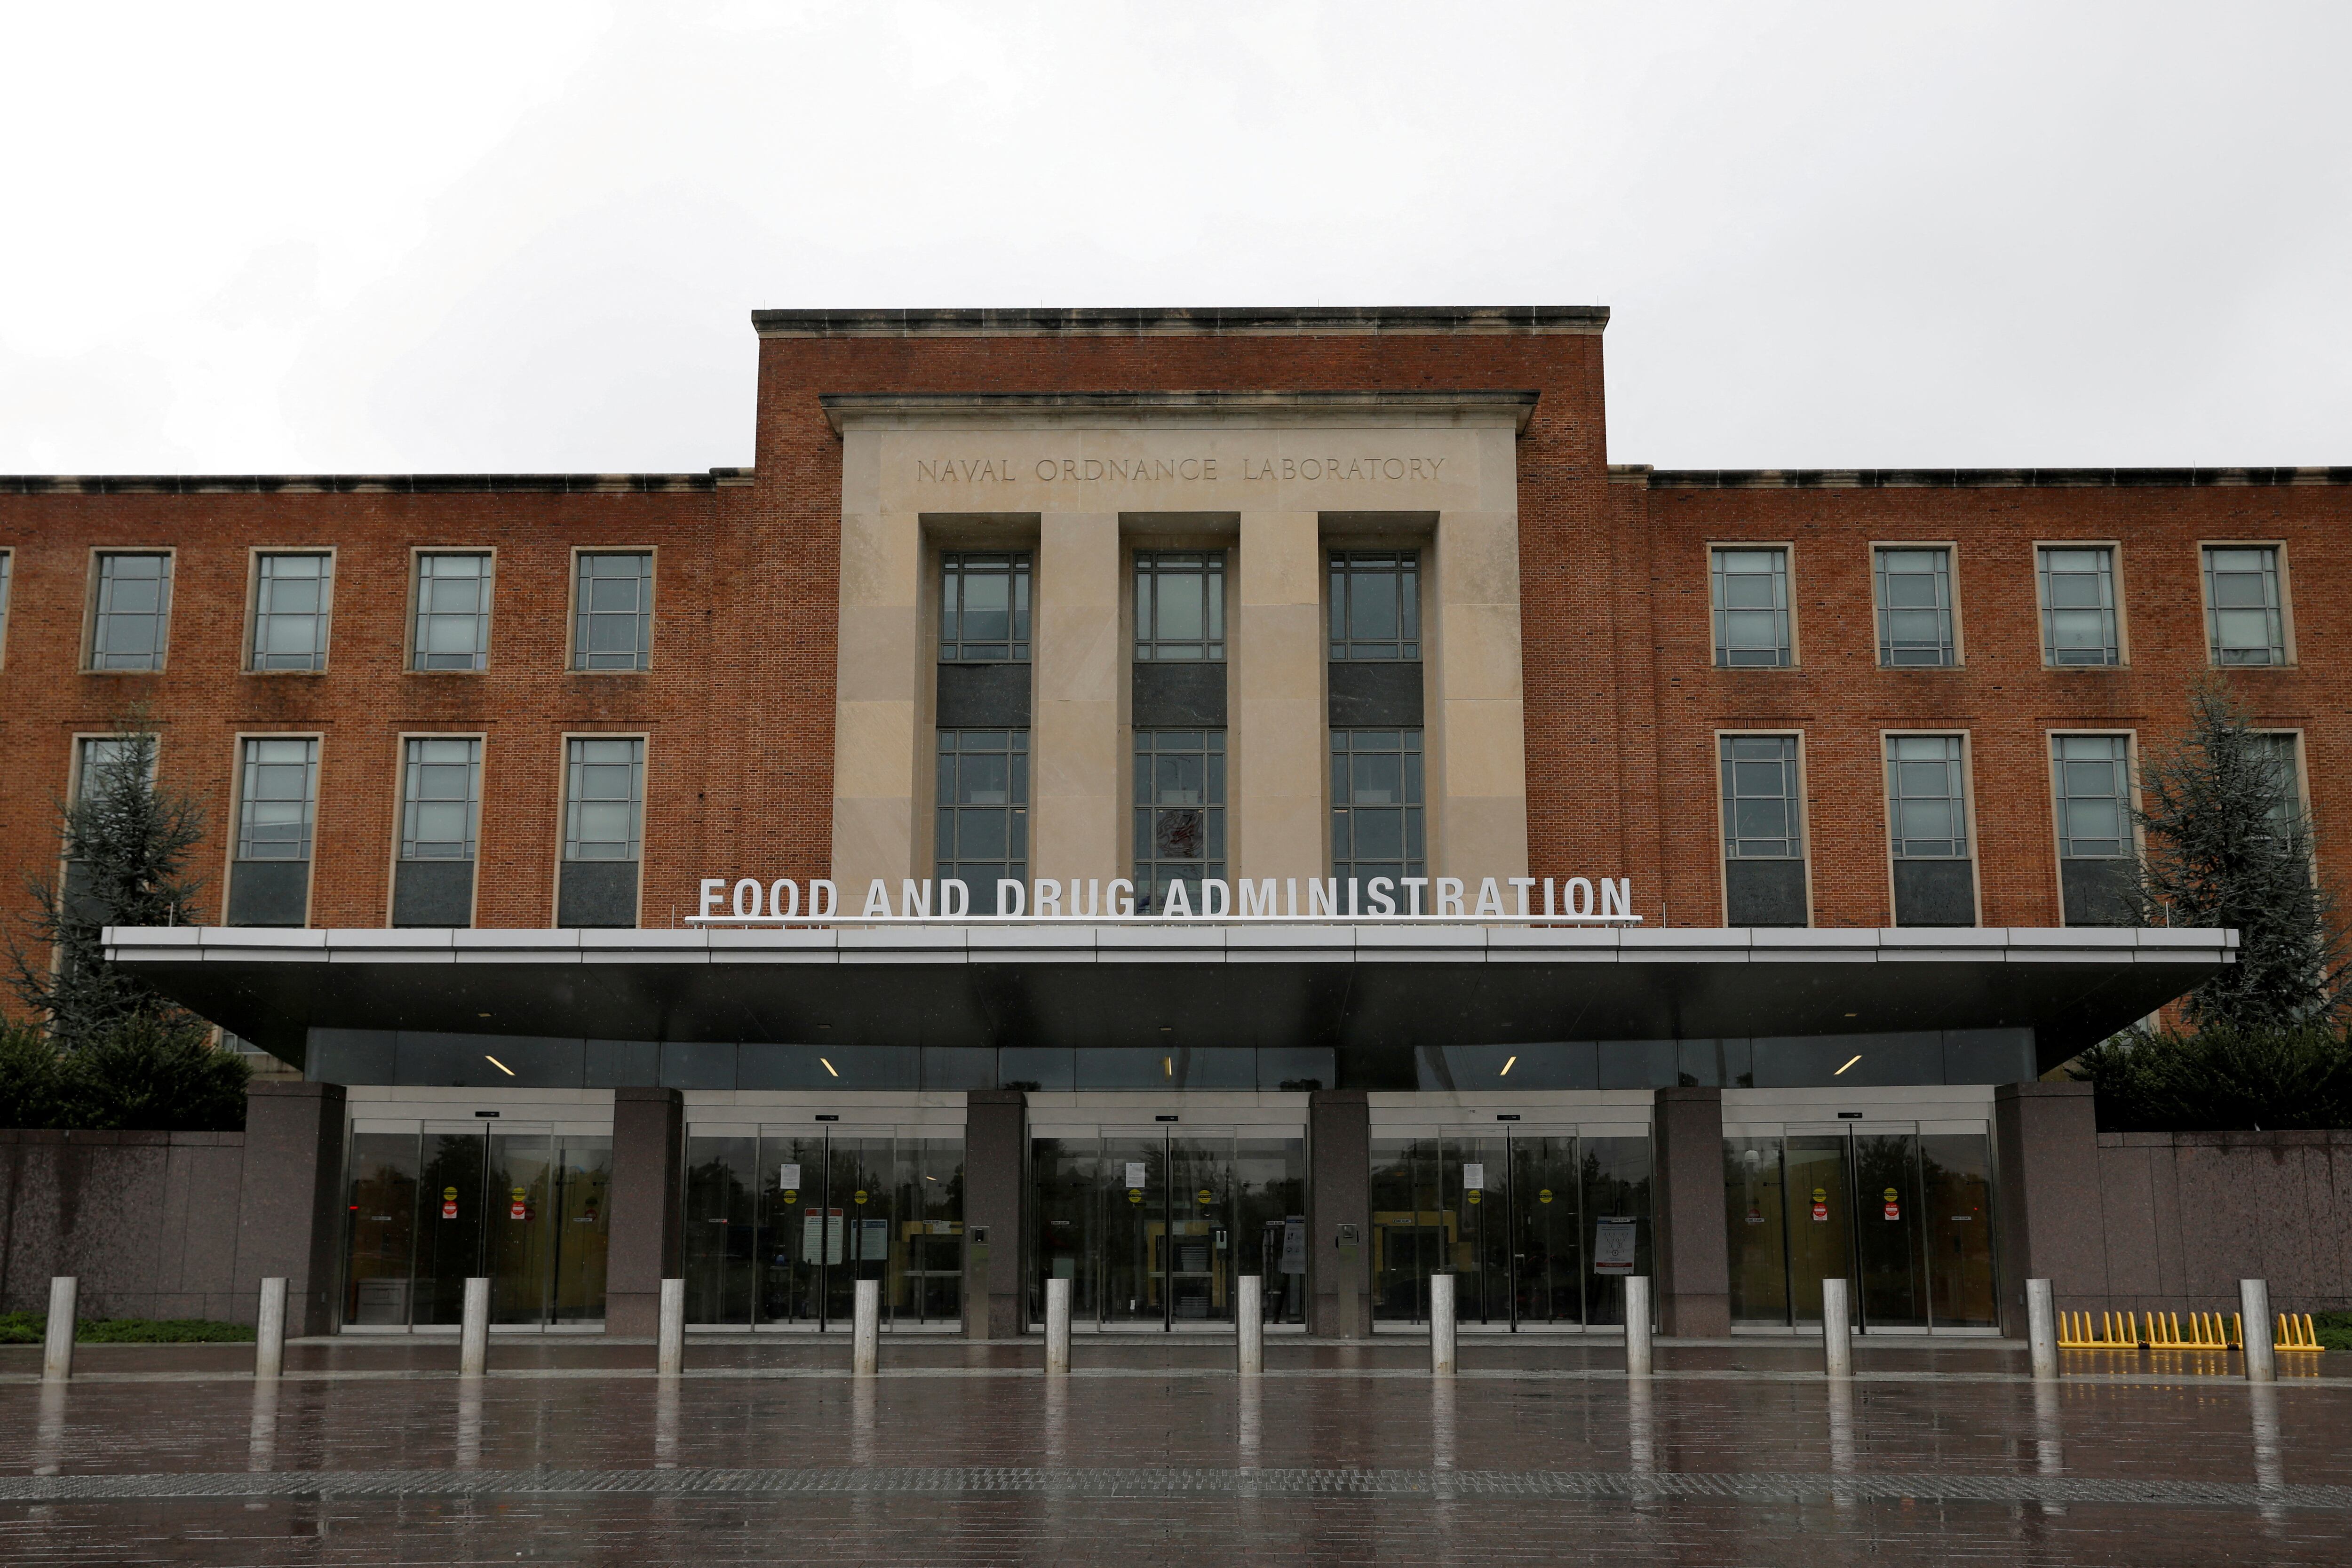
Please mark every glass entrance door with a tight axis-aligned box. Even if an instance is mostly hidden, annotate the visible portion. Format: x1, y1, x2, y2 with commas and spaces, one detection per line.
1028, 1128, 1306, 1331
682, 1123, 964, 1331
1369, 1126, 1653, 1330
1724, 1122, 1998, 1331
342, 1121, 612, 1330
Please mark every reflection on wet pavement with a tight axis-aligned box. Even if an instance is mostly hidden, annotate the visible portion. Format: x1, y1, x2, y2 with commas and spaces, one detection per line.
2, 1336, 2347, 1563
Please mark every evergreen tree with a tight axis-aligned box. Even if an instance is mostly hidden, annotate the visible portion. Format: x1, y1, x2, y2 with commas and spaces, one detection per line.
7, 714, 211, 1049
2131, 680, 2341, 1030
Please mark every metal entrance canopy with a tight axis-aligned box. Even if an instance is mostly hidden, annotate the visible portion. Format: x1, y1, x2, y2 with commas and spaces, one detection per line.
109, 923, 2232, 1076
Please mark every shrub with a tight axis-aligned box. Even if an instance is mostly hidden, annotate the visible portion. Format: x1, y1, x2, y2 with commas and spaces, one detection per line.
2072, 1024, 2352, 1131
0, 1312, 254, 1344
0, 1019, 62, 1129
50, 1014, 250, 1133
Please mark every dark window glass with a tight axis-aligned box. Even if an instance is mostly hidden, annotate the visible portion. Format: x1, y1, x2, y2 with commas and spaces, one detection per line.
574, 552, 653, 670
1134, 550, 1224, 661
1886, 735, 1968, 859
413, 552, 492, 671
1133, 729, 1224, 915
2038, 546, 2119, 666
1711, 548, 1789, 667
2204, 546, 2285, 666
402, 738, 482, 860
91, 552, 171, 670
1330, 728, 1424, 883
1874, 547, 1953, 667
936, 729, 1028, 912
565, 738, 644, 860
238, 737, 319, 860
253, 552, 331, 671
2051, 734, 2129, 858
1327, 550, 1419, 661
1721, 735, 1802, 858
940, 551, 1031, 661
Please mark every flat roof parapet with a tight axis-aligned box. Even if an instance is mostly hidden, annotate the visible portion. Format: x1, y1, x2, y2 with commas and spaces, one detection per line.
1643, 466, 2352, 490
753, 305, 1611, 338
0, 472, 735, 496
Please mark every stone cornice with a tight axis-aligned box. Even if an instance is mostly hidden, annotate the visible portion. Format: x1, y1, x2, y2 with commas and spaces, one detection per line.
817, 389, 1542, 434
755, 305, 1609, 339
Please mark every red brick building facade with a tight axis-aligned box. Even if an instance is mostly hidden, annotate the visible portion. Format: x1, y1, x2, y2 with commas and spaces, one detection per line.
4, 308, 2344, 939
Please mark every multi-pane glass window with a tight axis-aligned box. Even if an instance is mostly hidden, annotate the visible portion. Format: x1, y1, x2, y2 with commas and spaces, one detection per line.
936, 730, 1028, 911
1711, 548, 1791, 668
939, 552, 1031, 661
401, 739, 482, 860
412, 552, 493, 671
2204, 546, 2286, 666
89, 553, 172, 670
1721, 735, 1803, 858
573, 552, 653, 670
76, 736, 138, 805
0, 549, 12, 660
564, 738, 644, 860
1328, 551, 1420, 661
2253, 732, 2305, 844
2038, 546, 2119, 666
1134, 551, 1225, 660
251, 552, 332, 671
1886, 735, 1969, 859
1133, 730, 1225, 914
237, 738, 320, 860
2052, 735, 2131, 858
1874, 547, 1954, 667
1330, 730, 1424, 884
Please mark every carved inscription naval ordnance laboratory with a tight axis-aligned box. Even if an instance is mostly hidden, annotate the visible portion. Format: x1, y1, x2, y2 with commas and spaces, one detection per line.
912, 454, 1454, 486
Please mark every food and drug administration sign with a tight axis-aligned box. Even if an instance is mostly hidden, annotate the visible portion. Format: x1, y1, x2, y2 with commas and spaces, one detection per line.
690, 873, 1639, 924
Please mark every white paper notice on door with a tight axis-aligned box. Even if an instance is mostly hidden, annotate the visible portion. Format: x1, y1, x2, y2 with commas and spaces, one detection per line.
779, 1164, 801, 1191
1461, 1162, 1485, 1192
1279, 1218, 1306, 1274
1593, 1218, 1637, 1274
803, 1209, 844, 1265
1125, 1162, 1148, 1190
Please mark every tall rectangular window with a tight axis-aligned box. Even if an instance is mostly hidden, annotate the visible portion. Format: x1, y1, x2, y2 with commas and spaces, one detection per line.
2253, 732, 2306, 843
227, 737, 318, 928
0, 549, 12, 663
564, 738, 644, 861
252, 552, 332, 671
1886, 734, 1975, 926
1328, 551, 1419, 660
89, 552, 172, 671
1331, 730, 1424, 887
936, 730, 1028, 913
2052, 733, 2134, 925
1720, 734, 1807, 926
939, 552, 1031, 661
394, 737, 481, 927
1134, 551, 1224, 661
1711, 548, 1791, 668
558, 737, 643, 929
2204, 546, 2286, 666
402, 738, 482, 860
412, 552, 492, 671
2038, 546, 2119, 666
237, 738, 319, 860
1134, 729, 1224, 915
1874, 547, 1954, 667
574, 551, 653, 671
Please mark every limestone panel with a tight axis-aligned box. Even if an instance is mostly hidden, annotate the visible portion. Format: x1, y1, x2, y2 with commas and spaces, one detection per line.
1236, 513, 1326, 883
1033, 513, 1121, 881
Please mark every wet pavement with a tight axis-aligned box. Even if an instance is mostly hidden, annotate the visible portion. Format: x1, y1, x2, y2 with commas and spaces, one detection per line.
2, 1336, 2346, 1564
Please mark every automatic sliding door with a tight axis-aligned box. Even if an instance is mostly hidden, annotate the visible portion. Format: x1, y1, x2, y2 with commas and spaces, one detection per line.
1922, 1130, 1997, 1328
413, 1125, 488, 1326
1724, 1137, 1789, 1325
1168, 1135, 1233, 1324
345, 1130, 421, 1327
1370, 1136, 1442, 1324
1234, 1137, 1307, 1324
1100, 1133, 1167, 1327
1852, 1131, 1927, 1329
1783, 1134, 1851, 1325
1510, 1135, 1582, 1326
547, 1134, 611, 1324
684, 1132, 756, 1324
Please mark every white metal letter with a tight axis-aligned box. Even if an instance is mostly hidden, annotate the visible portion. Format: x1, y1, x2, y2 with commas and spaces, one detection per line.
698, 879, 725, 920
995, 880, 1026, 917
1163, 880, 1193, 918
770, 880, 800, 920
1108, 878, 1135, 916
1474, 878, 1504, 917
1602, 878, 1633, 919
1401, 877, 1429, 916
862, 879, 891, 918
939, 878, 970, 917
1240, 879, 1278, 918
1509, 876, 1536, 917
732, 878, 762, 920
810, 880, 838, 918
1202, 878, 1232, 917
900, 879, 932, 919
1368, 877, 1396, 916
1035, 879, 1062, 917
1566, 877, 1595, 918
1436, 877, 1464, 916
1308, 879, 1339, 917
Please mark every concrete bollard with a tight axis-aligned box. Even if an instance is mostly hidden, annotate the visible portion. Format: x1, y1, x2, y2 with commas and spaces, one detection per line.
460, 1277, 491, 1378
1237, 1275, 1263, 1377
255, 1277, 288, 1381
42, 1277, 77, 1383
657, 1278, 686, 1377
852, 1277, 880, 1376
1429, 1273, 1457, 1377
1821, 1277, 1853, 1379
1624, 1276, 1653, 1377
1044, 1276, 1071, 1376
2026, 1279, 2058, 1380
2240, 1279, 2276, 1384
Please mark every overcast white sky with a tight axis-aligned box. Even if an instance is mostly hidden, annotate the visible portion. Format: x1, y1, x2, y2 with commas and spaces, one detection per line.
2, 1, 2345, 475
